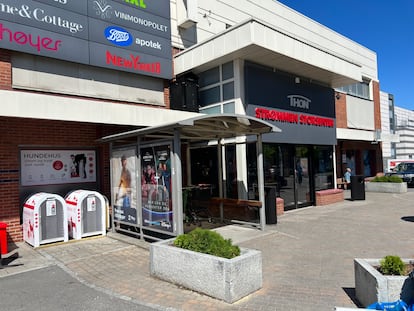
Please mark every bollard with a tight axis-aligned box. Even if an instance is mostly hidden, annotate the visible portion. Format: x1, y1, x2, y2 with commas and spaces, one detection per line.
0, 222, 8, 255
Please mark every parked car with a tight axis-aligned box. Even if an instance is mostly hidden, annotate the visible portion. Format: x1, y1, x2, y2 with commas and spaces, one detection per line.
387, 162, 414, 186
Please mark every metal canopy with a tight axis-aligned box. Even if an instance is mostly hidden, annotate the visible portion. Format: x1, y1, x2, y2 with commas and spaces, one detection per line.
103, 113, 281, 235
99, 113, 281, 143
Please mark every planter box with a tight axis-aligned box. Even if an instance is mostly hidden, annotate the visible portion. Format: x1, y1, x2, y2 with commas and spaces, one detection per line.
365, 182, 407, 193
150, 238, 262, 303
354, 258, 414, 307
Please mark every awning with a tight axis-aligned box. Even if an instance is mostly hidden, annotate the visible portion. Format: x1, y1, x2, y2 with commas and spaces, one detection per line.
174, 19, 363, 88
101, 113, 280, 233
99, 113, 281, 144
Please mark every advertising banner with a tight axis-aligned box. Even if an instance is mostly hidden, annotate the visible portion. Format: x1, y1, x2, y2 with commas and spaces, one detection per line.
20, 149, 97, 186
140, 144, 172, 232
112, 149, 137, 225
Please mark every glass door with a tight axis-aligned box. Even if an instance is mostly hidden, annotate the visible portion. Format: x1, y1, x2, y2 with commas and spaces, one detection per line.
277, 145, 312, 211
294, 146, 311, 209
248, 143, 314, 212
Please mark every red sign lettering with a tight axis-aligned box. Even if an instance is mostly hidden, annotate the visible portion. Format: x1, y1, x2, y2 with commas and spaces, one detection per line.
255, 107, 334, 128
105, 50, 161, 74
0, 23, 61, 52
255, 107, 298, 124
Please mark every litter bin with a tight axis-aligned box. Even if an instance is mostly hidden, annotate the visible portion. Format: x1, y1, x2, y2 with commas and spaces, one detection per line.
0, 222, 8, 255
351, 175, 365, 200
264, 186, 277, 224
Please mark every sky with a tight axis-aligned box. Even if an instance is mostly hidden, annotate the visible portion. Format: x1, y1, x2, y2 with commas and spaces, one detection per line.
276, 0, 414, 110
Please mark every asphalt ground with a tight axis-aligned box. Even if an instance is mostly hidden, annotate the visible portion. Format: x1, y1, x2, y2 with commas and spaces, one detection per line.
2, 190, 414, 310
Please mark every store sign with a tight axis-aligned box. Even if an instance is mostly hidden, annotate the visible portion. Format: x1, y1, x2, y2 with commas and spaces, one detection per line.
20, 149, 97, 186
111, 0, 170, 18
88, 0, 170, 39
245, 62, 335, 118
88, 18, 170, 58
0, 21, 90, 63
0, 1, 88, 39
287, 95, 311, 110
105, 25, 133, 46
247, 104, 336, 145
255, 107, 334, 128
33, 0, 87, 15
0, 0, 172, 79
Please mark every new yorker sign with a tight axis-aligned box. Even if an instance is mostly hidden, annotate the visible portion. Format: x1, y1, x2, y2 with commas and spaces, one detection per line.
0, 0, 172, 79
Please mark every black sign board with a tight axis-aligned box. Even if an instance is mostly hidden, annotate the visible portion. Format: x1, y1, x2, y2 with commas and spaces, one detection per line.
0, 0, 172, 79
33, 0, 87, 15
245, 62, 335, 118
244, 62, 336, 145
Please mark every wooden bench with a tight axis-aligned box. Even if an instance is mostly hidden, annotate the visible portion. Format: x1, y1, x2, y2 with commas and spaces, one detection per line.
315, 189, 344, 206
336, 178, 347, 189
210, 197, 262, 228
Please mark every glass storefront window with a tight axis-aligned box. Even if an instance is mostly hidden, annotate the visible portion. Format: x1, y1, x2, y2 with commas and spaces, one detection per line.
336, 81, 370, 100
247, 143, 334, 210
312, 146, 334, 191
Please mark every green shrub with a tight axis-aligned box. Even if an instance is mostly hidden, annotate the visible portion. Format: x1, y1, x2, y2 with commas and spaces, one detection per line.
379, 255, 405, 275
173, 228, 240, 259
371, 175, 403, 183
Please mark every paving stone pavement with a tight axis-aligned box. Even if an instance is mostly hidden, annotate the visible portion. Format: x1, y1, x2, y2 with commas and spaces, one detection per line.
2, 190, 414, 310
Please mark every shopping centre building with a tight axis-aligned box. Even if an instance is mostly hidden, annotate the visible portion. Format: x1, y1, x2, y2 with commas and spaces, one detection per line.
0, 0, 383, 243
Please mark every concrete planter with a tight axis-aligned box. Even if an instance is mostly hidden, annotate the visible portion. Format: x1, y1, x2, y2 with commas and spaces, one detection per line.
365, 182, 407, 193
150, 238, 262, 303
354, 258, 414, 307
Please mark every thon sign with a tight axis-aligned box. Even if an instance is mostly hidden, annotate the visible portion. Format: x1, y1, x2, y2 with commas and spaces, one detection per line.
0, 0, 172, 79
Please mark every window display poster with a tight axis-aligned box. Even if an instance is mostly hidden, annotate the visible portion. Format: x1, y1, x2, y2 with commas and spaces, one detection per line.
20, 149, 96, 186
111, 149, 137, 225
141, 144, 172, 232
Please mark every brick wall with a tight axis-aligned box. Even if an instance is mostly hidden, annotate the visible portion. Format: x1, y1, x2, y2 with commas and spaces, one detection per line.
372, 81, 381, 130
315, 189, 344, 206
0, 117, 131, 243
0, 48, 172, 244
276, 197, 284, 216
0, 50, 12, 90
335, 91, 347, 128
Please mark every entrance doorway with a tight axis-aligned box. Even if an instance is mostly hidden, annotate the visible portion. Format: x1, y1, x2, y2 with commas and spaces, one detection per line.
291, 146, 311, 210
248, 143, 334, 212
265, 145, 312, 211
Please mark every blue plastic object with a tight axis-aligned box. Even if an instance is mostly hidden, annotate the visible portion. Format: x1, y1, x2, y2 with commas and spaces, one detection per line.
367, 300, 409, 311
